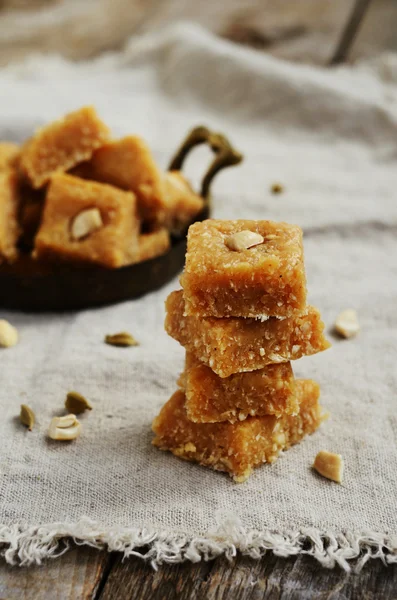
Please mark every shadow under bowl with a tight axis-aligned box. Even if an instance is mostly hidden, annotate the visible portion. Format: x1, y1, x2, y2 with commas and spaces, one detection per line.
0, 206, 209, 312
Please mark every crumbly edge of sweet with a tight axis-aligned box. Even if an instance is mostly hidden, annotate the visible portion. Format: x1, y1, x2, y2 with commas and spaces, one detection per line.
181, 220, 306, 318
165, 293, 330, 377
154, 403, 323, 482
152, 381, 325, 482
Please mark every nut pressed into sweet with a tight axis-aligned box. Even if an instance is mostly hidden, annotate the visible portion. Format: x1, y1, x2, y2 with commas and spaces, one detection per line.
334, 309, 359, 339
48, 414, 82, 441
180, 220, 307, 319
34, 173, 140, 268
225, 230, 264, 252
0, 319, 18, 348
313, 450, 344, 483
71, 208, 103, 240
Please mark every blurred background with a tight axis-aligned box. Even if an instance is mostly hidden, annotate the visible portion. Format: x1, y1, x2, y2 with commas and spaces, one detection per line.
0, 0, 396, 67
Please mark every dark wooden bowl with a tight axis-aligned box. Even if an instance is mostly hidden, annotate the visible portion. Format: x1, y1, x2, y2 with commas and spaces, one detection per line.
0, 126, 242, 312
0, 208, 209, 312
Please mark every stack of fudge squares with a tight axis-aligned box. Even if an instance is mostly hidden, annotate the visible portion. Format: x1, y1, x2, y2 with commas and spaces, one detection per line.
152, 220, 331, 482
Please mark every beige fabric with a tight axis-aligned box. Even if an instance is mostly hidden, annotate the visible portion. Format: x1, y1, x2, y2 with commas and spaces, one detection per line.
1, 24, 397, 570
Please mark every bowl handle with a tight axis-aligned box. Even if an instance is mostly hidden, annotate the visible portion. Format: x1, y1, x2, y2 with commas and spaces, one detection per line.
168, 126, 243, 200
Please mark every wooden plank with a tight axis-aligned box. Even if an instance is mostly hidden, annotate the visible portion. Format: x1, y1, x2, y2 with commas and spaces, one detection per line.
99, 555, 214, 600
0, 546, 109, 600
98, 551, 397, 600
1, 545, 397, 599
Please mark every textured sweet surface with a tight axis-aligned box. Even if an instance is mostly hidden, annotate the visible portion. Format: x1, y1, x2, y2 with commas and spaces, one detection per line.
162, 171, 204, 233
181, 352, 297, 423
20, 106, 110, 188
17, 185, 45, 250
136, 227, 170, 263
34, 173, 139, 268
1, 117, 199, 269
165, 290, 330, 377
76, 143, 204, 229
0, 169, 20, 263
180, 219, 307, 318
74, 136, 165, 221
19, 200, 43, 249
152, 379, 323, 482
0, 142, 19, 171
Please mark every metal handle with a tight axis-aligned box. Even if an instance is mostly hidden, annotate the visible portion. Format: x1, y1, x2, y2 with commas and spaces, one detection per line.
168, 126, 243, 199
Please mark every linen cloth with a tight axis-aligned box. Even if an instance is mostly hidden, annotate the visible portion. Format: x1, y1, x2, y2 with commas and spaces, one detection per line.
1, 24, 397, 570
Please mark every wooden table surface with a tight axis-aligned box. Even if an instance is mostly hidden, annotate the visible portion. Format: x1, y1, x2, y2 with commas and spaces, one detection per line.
1, 546, 397, 599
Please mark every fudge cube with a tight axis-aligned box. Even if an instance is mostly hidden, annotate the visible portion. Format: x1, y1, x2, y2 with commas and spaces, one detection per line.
0, 169, 20, 263
20, 106, 110, 188
73, 136, 165, 222
152, 380, 324, 482
0, 142, 19, 171
165, 291, 330, 378
162, 171, 204, 233
34, 174, 139, 268
20, 201, 44, 250
180, 219, 307, 318
134, 227, 170, 264
74, 140, 204, 229
19, 186, 45, 250
180, 352, 297, 423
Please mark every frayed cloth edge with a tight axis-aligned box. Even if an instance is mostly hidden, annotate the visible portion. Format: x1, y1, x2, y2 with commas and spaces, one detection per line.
1, 514, 396, 572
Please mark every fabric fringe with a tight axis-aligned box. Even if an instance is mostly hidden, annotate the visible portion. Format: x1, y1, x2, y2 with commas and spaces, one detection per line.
1, 513, 396, 572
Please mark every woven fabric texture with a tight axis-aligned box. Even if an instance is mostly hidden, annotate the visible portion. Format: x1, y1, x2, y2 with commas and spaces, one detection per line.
1, 24, 397, 570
